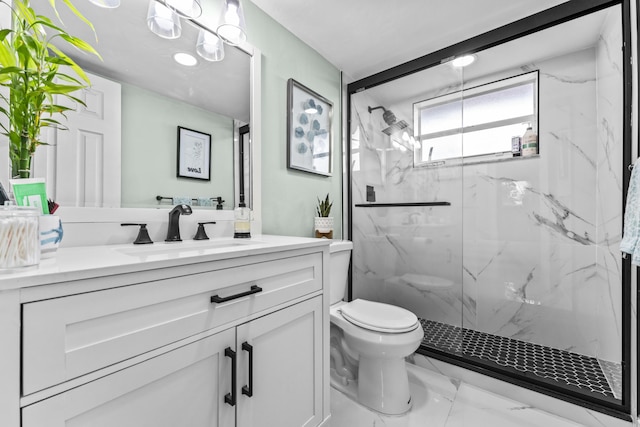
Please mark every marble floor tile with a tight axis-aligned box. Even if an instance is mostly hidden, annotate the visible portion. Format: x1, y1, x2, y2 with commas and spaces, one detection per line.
444, 383, 582, 427
330, 363, 582, 427
330, 365, 453, 426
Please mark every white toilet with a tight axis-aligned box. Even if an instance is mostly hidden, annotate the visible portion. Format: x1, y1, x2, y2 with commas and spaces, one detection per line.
329, 240, 424, 415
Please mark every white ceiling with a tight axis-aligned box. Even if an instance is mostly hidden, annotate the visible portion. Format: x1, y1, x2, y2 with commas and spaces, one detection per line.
30, 0, 251, 123
249, 0, 570, 81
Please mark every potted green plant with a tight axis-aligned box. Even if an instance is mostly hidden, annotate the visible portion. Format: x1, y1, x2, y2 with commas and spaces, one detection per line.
0, 0, 100, 178
315, 193, 333, 239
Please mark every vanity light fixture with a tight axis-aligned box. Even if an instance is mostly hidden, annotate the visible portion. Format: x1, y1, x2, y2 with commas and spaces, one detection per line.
146, 0, 247, 65
88, 0, 120, 8
216, 0, 247, 46
451, 54, 476, 67
173, 52, 198, 66
147, 0, 182, 39
196, 29, 225, 62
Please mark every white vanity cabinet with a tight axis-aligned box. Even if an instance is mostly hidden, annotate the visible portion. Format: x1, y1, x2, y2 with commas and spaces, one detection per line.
23, 327, 237, 427
0, 238, 330, 427
22, 297, 323, 427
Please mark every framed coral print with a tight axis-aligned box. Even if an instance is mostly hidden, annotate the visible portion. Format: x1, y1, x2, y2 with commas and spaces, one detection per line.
177, 126, 211, 181
287, 78, 333, 176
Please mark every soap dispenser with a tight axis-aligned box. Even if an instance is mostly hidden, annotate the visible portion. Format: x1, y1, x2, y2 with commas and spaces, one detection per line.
234, 195, 251, 238
521, 124, 538, 157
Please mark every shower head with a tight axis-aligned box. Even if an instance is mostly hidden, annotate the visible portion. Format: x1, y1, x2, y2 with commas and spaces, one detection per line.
368, 105, 397, 126
382, 120, 409, 135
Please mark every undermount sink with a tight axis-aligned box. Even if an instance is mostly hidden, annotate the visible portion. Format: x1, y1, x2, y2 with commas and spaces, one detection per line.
114, 238, 263, 259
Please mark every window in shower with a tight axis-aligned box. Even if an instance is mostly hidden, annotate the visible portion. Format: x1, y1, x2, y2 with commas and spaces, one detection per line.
413, 71, 538, 164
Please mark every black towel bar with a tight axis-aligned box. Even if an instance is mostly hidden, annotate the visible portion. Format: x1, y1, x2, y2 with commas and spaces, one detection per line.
354, 202, 450, 207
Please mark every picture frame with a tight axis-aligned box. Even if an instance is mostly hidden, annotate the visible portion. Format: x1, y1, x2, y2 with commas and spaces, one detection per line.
287, 78, 333, 176
177, 126, 211, 181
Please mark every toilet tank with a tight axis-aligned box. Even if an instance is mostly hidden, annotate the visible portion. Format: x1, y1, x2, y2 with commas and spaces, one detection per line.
329, 240, 353, 305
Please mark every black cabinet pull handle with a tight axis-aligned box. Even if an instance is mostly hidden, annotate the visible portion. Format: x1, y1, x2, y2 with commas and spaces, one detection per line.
211, 285, 263, 304
242, 342, 253, 397
224, 347, 237, 406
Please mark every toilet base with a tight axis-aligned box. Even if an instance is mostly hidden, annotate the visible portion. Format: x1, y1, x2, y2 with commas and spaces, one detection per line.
357, 356, 413, 415
331, 357, 413, 416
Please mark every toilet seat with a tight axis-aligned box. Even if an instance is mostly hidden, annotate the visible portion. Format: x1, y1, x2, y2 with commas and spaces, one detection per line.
340, 299, 419, 333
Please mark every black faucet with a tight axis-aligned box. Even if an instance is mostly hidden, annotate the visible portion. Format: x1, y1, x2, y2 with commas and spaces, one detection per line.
165, 204, 193, 242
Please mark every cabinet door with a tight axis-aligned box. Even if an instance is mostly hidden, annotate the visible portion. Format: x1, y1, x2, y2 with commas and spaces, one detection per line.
22, 329, 235, 427
237, 296, 323, 427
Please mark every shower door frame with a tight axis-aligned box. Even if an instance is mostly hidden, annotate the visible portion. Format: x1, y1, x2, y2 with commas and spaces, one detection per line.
346, 0, 633, 420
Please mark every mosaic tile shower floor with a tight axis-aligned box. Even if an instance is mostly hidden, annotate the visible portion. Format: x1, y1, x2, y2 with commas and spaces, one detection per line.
419, 319, 622, 403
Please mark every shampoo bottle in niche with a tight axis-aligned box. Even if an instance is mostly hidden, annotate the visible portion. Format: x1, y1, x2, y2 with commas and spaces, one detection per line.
234, 196, 251, 238
521, 125, 538, 157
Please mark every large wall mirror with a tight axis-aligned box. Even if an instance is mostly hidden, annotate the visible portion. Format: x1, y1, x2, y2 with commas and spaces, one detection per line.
25, 0, 255, 211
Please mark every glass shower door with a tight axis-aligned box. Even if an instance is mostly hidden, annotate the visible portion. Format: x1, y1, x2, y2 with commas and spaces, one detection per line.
349, 62, 465, 356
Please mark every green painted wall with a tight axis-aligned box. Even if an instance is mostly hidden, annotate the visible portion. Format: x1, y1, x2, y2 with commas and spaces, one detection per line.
245, 2, 343, 238
120, 83, 235, 209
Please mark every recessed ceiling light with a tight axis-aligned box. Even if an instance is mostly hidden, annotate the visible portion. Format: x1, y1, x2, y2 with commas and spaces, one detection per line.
173, 52, 198, 66
451, 54, 476, 67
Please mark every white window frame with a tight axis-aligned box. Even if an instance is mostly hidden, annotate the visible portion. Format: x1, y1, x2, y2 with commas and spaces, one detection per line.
413, 71, 539, 166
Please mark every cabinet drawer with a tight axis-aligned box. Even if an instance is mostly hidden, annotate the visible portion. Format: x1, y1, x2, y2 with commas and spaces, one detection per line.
22, 253, 322, 395
22, 328, 236, 427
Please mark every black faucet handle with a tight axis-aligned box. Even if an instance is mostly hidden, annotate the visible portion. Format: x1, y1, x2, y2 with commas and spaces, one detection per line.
194, 221, 217, 240
121, 223, 154, 245
214, 197, 225, 210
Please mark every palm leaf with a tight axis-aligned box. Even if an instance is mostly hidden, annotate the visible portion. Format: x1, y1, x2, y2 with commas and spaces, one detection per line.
2, 0, 100, 177
57, 34, 101, 58
54, 0, 97, 37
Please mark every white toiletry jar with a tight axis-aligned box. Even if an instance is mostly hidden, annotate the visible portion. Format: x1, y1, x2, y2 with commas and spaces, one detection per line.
0, 205, 40, 270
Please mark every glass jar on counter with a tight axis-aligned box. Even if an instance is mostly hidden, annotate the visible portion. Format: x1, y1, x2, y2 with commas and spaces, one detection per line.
0, 205, 40, 270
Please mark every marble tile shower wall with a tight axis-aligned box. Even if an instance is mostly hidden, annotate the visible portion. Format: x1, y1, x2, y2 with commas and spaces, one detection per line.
351, 16, 623, 363
594, 8, 623, 364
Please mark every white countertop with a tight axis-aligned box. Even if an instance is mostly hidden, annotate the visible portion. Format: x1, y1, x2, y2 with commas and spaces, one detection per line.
0, 235, 331, 290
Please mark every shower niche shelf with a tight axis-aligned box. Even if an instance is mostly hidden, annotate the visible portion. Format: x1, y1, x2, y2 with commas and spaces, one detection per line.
417, 154, 540, 170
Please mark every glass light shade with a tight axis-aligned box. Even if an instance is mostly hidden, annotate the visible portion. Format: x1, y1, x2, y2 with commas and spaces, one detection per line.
88, 0, 120, 8
196, 29, 225, 62
165, 0, 202, 19
217, 0, 247, 46
147, 0, 182, 40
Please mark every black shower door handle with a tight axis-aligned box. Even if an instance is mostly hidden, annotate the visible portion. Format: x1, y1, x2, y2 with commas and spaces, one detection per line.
224, 347, 237, 406
241, 342, 254, 397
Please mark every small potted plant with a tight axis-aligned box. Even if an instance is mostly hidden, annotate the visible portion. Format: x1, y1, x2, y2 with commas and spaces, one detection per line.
315, 193, 333, 239
0, 0, 100, 179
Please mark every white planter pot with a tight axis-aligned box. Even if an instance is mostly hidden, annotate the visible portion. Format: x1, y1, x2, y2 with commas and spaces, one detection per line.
314, 216, 334, 238
40, 215, 63, 258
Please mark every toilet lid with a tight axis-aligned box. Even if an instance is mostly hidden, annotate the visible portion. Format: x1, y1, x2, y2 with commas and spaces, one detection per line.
340, 299, 419, 333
